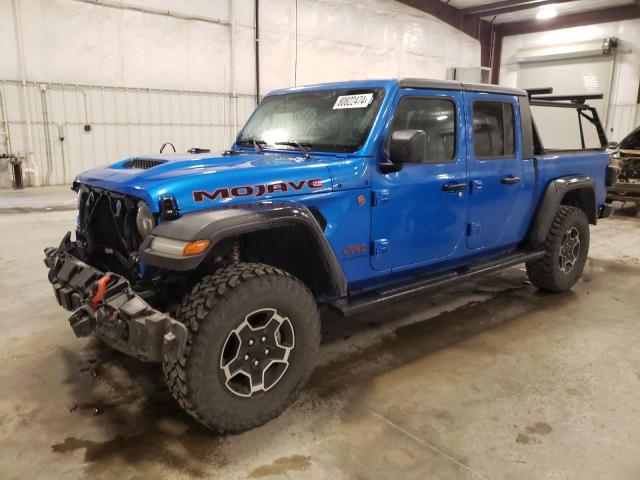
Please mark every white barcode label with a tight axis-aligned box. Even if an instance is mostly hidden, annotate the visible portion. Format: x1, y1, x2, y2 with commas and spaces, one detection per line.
333, 93, 374, 109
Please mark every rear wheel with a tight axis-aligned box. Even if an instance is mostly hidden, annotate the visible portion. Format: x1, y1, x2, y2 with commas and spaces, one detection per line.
526, 205, 590, 292
163, 262, 320, 432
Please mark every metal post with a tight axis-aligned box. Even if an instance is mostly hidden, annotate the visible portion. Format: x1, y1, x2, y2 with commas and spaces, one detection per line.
12, 0, 37, 185
577, 110, 585, 149
12, 161, 23, 189
40, 84, 54, 185
255, 0, 260, 104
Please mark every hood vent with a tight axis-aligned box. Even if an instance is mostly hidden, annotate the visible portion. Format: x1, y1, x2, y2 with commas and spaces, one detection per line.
121, 158, 167, 169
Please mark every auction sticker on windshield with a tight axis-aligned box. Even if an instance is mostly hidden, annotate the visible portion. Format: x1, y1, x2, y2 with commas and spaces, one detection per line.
333, 93, 374, 109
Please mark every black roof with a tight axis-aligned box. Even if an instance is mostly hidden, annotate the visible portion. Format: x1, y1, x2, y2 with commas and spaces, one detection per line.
398, 78, 527, 97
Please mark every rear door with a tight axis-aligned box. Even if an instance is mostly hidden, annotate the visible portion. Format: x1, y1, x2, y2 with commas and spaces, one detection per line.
370, 89, 468, 271
464, 93, 529, 250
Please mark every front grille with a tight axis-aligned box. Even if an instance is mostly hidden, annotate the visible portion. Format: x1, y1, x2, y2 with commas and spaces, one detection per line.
121, 158, 167, 169
76, 187, 144, 278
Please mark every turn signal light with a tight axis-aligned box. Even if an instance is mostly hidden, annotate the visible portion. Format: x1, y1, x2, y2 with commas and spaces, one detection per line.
183, 239, 210, 256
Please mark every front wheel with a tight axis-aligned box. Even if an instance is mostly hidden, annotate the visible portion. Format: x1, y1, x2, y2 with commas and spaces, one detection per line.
163, 263, 320, 432
526, 205, 590, 292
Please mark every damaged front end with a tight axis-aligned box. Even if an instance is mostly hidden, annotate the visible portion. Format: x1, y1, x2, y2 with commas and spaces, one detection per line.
608, 149, 640, 205
607, 127, 640, 206
44, 233, 187, 362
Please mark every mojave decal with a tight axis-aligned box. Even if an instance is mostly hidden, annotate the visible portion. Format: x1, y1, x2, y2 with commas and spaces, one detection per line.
193, 178, 325, 202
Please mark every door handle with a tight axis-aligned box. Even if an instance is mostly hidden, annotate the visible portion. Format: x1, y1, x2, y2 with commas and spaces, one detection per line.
442, 182, 467, 192
501, 176, 521, 185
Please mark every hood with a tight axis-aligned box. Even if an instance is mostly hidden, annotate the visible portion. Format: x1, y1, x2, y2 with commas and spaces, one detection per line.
75, 151, 335, 213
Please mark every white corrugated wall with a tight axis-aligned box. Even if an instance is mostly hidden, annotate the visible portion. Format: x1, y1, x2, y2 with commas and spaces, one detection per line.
0, 0, 481, 187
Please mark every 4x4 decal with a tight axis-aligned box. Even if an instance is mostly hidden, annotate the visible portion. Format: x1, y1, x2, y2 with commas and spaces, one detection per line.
193, 179, 325, 202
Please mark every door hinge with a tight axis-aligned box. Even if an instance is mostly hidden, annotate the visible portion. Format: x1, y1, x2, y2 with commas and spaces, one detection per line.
372, 239, 390, 255
372, 189, 390, 206
467, 222, 481, 236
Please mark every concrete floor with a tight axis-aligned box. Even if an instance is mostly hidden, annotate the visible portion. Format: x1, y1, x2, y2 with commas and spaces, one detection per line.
1, 187, 640, 480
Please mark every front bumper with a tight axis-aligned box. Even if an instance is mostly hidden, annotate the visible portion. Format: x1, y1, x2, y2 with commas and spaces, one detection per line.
44, 233, 187, 362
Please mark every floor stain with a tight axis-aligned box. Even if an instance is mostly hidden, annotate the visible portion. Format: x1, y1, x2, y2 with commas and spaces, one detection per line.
525, 422, 553, 435
50, 431, 214, 478
49, 345, 226, 477
516, 422, 553, 445
566, 387, 582, 397
248, 455, 312, 478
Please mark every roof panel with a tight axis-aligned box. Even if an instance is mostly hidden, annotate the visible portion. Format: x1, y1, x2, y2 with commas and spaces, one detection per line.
398, 78, 527, 96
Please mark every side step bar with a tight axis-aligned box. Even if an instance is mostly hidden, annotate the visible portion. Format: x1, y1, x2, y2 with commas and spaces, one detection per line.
329, 250, 544, 317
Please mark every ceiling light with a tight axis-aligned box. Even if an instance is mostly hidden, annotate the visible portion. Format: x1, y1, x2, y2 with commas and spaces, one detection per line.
536, 6, 558, 20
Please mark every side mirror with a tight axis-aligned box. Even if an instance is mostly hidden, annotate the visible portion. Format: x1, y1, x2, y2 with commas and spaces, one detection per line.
607, 141, 619, 150
389, 129, 425, 166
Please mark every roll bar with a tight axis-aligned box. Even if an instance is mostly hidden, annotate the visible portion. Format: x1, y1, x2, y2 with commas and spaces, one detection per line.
526, 88, 608, 149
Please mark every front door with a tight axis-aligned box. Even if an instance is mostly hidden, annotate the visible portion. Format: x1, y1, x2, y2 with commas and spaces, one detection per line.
464, 93, 526, 250
370, 89, 468, 271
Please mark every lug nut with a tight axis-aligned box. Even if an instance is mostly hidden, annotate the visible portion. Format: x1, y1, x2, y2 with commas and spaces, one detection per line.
253, 360, 259, 367
261, 336, 267, 343
248, 339, 255, 346
264, 348, 270, 355
244, 354, 250, 361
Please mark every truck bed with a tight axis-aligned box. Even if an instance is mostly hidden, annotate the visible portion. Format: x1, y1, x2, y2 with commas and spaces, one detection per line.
534, 150, 610, 212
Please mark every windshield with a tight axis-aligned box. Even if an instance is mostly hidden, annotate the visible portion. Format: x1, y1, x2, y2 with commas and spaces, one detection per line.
237, 88, 385, 153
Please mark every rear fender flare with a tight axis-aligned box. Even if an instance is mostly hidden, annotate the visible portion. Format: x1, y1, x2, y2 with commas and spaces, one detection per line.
139, 201, 347, 297
528, 175, 596, 246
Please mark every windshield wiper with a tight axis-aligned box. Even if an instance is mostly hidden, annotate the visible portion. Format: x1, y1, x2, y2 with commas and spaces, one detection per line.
237, 139, 266, 153
222, 149, 242, 156
276, 141, 312, 159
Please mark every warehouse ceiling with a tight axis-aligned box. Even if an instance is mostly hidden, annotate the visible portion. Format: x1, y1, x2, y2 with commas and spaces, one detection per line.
445, 0, 637, 24
397, 0, 640, 84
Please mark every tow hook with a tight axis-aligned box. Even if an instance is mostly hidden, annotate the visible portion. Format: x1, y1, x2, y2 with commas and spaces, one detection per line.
91, 274, 112, 311
68, 305, 95, 337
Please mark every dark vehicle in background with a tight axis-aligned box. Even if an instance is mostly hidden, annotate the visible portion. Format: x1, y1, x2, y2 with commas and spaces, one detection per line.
608, 126, 640, 215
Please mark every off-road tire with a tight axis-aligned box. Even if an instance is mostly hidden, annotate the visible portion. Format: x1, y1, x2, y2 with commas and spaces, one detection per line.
163, 262, 320, 433
526, 205, 590, 292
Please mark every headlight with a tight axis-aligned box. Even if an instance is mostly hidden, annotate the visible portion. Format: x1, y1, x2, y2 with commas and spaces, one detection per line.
150, 237, 210, 256
136, 201, 155, 239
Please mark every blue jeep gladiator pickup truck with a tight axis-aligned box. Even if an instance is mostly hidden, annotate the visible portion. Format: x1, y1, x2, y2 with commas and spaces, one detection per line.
45, 78, 614, 432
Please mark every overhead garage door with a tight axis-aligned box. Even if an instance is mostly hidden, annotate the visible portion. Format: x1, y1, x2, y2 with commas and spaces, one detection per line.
517, 54, 614, 150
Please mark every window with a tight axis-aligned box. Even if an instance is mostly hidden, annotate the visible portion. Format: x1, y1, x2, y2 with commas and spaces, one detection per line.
531, 105, 601, 151
385, 97, 456, 163
472, 101, 515, 158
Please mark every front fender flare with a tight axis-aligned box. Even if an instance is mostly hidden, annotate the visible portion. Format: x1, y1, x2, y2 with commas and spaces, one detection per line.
139, 201, 347, 297
528, 175, 596, 246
